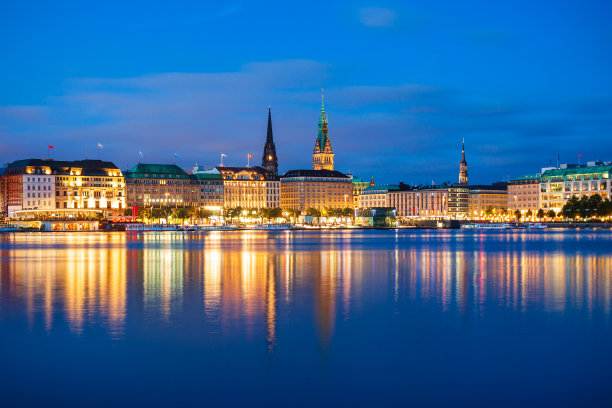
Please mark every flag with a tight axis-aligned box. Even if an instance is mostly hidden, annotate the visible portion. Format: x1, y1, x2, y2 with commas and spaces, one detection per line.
221, 153, 227, 157
247, 154, 253, 159
48, 145, 54, 149
173, 153, 180, 159
97, 143, 103, 149
138, 151, 143, 158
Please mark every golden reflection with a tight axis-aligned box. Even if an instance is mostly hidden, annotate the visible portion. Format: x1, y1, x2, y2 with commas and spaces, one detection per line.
0, 231, 611, 348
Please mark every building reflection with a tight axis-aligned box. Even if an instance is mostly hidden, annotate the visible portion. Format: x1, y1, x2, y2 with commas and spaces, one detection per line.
0, 231, 610, 348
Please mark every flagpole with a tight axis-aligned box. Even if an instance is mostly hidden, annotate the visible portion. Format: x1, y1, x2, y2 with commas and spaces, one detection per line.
247, 154, 250, 168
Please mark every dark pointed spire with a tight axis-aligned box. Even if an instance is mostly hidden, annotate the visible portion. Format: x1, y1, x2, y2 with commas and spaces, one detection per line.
266, 105, 273, 143
262, 105, 278, 178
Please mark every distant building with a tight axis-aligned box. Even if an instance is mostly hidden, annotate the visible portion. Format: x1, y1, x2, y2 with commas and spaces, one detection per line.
2, 159, 126, 217
280, 169, 352, 211
539, 162, 612, 212
261, 106, 279, 178
348, 173, 370, 208
191, 168, 224, 209
447, 184, 469, 217
124, 163, 199, 209
217, 166, 280, 209
459, 139, 468, 185
508, 174, 541, 214
358, 185, 400, 208
354, 207, 396, 227
388, 186, 448, 218
312, 93, 334, 171
468, 183, 508, 217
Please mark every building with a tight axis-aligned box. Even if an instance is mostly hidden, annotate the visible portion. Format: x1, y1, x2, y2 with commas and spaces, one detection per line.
124, 163, 199, 209
468, 183, 508, 217
358, 185, 399, 208
280, 169, 353, 211
0, 167, 6, 216
217, 166, 280, 209
261, 106, 279, 178
459, 139, 468, 185
312, 93, 334, 171
388, 186, 448, 218
447, 184, 469, 218
348, 173, 371, 209
508, 174, 541, 213
191, 168, 224, 209
539, 162, 612, 213
2, 159, 126, 218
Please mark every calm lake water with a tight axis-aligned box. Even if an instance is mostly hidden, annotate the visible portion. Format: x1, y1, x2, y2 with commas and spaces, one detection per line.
1, 230, 611, 407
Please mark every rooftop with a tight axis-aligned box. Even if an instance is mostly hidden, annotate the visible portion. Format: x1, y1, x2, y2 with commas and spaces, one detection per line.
281, 169, 349, 179
124, 163, 190, 179
541, 164, 612, 178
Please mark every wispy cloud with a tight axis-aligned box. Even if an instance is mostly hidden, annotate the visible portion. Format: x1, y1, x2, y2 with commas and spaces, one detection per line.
358, 7, 396, 28
1, 60, 612, 184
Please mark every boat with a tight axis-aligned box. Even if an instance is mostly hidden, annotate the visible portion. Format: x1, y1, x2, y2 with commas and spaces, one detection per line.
125, 224, 183, 232
526, 223, 547, 229
254, 223, 294, 231
461, 223, 513, 230
190, 225, 238, 231
0, 224, 19, 232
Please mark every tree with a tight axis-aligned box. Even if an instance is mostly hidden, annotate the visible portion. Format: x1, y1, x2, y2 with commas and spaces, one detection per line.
514, 209, 522, 221
537, 208, 545, 219
547, 209, 556, 219
561, 196, 579, 219
139, 207, 151, 220
123, 208, 133, 216
342, 207, 354, 217
484, 206, 494, 217
525, 209, 533, 218
306, 208, 321, 217
268, 207, 283, 219
597, 198, 612, 219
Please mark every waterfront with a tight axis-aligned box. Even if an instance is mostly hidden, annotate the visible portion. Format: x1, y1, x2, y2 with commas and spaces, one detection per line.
1, 230, 611, 407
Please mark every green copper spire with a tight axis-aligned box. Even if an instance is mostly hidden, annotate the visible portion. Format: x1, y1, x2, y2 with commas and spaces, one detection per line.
316, 88, 330, 152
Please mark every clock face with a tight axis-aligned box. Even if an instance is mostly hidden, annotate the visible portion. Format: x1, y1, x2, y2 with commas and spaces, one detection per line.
268, 155, 272, 161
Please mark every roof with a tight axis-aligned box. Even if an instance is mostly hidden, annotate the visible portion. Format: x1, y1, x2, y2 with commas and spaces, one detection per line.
125, 163, 190, 179
468, 184, 507, 192
281, 169, 349, 179
363, 185, 400, 193
191, 172, 223, 180
511, 173, 541, 181
216, 166, 267, 175
541, 165, 612, 178
7, 158, 119, 170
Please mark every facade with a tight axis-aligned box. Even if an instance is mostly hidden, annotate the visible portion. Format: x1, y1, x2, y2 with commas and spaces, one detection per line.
468, 184, 508, 217
358, 185, 399, 208
508, 174, 541, 213
191, 168, 224, 209
0, 167, 6, 216
217, 166, 272, 209
312, 94, 334, 171
539, 162, 612, 212
261, 107, 279, 178
459, 139, 468, 185
3, 159, 125, 217
280, 169, 353, 211
349, 174, 371, 209
124, 163, 199, 208
447, 184, 469, 217
388, 187, 448, 218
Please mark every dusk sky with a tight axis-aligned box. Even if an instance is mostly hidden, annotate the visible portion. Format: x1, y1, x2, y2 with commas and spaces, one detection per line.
1, 0, 611, 185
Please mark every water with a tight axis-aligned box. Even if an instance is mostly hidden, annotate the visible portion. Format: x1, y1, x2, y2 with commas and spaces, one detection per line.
0, 230, 611, 407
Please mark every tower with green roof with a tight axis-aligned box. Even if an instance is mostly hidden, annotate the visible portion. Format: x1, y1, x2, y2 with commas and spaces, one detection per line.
313, 90, 334, 171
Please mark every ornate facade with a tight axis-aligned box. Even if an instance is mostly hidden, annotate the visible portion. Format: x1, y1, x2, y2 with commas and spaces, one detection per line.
313, 93, 334, 171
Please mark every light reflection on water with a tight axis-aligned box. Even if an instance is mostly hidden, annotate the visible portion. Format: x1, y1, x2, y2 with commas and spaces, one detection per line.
0, 230, 611, 406
1, 230, 610, 341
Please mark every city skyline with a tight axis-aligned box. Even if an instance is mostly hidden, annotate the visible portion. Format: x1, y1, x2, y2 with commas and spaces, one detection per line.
1, 1, 611, 185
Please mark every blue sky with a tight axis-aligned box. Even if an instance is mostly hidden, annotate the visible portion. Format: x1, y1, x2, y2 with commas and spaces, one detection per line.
1, 0, 611, 184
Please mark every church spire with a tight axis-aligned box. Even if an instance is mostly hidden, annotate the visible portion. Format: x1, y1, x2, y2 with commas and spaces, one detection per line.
262, 105, 278, 178
313, 89, 334, 170
459, 138, 468, 184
